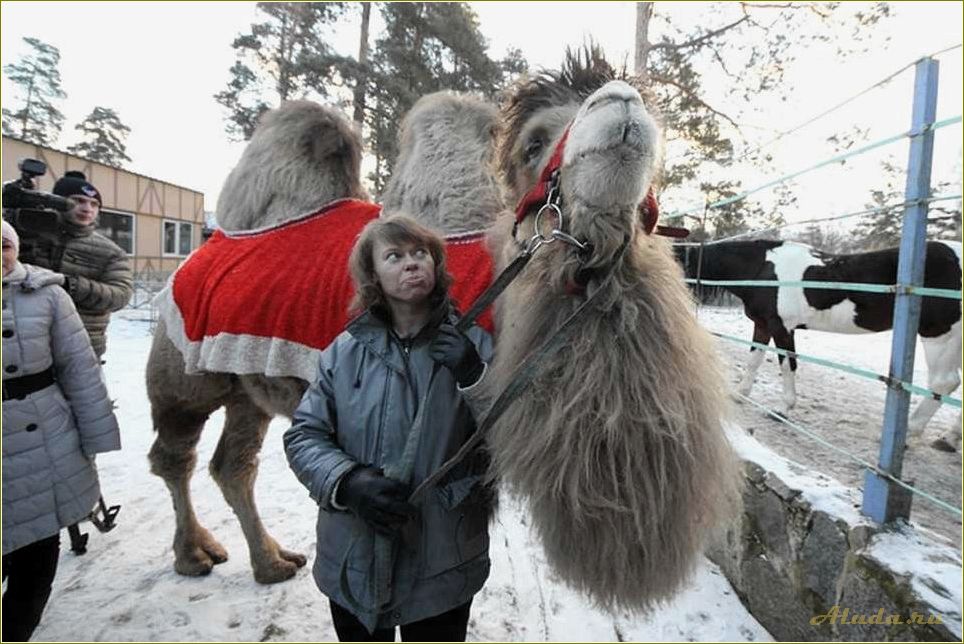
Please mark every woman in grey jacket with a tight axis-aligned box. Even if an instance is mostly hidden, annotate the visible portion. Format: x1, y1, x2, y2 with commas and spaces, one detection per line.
1, 220, 121, 642
284, 216, 493, 642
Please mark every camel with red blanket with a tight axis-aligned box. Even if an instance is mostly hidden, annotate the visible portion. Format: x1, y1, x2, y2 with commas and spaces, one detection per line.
147, 95, 501, 584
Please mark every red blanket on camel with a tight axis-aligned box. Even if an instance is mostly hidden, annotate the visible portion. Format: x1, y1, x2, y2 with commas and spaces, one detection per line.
158, 199, 494, 382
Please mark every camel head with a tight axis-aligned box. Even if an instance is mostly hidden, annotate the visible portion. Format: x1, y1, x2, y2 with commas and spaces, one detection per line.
216, 100, 366, 232
499, 45, 663, 271
381, 91, 505, 234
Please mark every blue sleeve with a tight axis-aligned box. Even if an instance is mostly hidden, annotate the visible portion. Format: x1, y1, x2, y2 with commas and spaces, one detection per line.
282, 341, 358, 511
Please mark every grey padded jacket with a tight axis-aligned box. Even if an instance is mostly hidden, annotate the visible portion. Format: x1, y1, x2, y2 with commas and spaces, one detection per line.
2, 262, 121, 555
284, 305, 494, 632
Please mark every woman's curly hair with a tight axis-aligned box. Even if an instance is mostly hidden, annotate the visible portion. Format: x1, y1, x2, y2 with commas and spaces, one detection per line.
347, 215, 453, 316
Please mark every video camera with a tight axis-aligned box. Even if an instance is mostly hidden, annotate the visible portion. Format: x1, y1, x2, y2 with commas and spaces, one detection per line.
2, 158, 71, 236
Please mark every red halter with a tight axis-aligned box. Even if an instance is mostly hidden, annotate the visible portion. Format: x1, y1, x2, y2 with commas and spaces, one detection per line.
513, 123, 687, 239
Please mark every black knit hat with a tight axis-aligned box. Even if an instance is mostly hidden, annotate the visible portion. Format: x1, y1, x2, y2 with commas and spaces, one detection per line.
53, 171, 102, 204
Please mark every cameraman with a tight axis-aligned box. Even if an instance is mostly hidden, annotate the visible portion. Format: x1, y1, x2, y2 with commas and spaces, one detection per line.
15, 171, 133, 360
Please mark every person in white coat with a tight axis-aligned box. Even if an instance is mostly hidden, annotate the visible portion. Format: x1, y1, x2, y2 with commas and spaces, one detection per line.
1, 219, 121, 642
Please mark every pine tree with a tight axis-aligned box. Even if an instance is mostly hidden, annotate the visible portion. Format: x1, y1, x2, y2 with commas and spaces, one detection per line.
853, 160, 962, 250
364, 2, 515, 193
214, 2, 350, 141
2, 37, 67, 146
67, 107, 132, 168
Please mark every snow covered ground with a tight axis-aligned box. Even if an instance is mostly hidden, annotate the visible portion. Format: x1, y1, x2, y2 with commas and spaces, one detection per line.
698, 305, 962, 546
29, 311, 772, 642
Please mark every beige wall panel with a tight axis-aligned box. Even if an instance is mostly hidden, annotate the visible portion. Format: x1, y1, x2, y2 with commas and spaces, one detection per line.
138, 215, 161, 259
1, 139, 35, 180
88, 165, 115, 208
116, 173, 138, 212
195, 193, 205, 223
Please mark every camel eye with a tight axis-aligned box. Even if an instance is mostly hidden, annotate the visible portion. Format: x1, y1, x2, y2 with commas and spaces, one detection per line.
523, 138, 544, 164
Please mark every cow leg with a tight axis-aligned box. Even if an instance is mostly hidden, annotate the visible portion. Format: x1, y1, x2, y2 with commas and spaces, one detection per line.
148, 407, 229, 576
908, 326, 963, 449
770, 323, 798, 417
737, 321, 771, 396
209, 395, 307, 584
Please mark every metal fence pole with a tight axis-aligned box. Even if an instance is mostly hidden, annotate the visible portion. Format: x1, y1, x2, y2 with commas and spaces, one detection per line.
862, 57, 940, 524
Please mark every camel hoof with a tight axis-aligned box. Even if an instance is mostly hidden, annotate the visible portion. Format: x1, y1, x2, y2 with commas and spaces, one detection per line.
930, 438, 958, 453
278, 548, 308, 568
194, 529, 229, 565
253, 558, 300, 584
174, 549, 216, 577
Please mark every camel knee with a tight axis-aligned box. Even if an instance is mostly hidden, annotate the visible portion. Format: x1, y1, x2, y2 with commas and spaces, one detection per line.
209, 454, 259, 492
149, 440, 198, 480
208, 432, 264, 493
149, 408, 209, 478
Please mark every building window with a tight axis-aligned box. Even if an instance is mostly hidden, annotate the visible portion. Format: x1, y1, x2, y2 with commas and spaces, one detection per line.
96, 209, 135, 255
179, 222, 192, 255
163, 219, 194, 256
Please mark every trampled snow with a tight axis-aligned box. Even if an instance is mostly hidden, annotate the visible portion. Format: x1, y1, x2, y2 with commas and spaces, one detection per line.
28, 312, 772, 642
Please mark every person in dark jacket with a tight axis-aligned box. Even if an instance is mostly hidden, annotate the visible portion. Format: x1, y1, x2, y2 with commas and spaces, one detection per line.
13, 171, 133, 359
2, 220, 121, 642
284, 215, 493, 642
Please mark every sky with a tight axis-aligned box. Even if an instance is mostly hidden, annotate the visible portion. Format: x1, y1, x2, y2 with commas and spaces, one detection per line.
2, 1, 962, 227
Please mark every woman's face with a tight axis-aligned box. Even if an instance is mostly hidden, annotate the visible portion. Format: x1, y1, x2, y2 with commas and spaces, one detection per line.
2, 239, 17, 276
372, 238, 436, 309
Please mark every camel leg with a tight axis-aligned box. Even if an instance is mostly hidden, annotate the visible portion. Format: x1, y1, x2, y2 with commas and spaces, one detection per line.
737, 321, 771, 396
148, 407, 229, 576
209, 396, 307, 584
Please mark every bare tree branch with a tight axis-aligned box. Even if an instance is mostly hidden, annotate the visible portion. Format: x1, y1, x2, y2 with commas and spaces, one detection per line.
649, 15, 750, 52
740, 2, 833, 17
650, 73, 743, 131
707, 43, 740, 81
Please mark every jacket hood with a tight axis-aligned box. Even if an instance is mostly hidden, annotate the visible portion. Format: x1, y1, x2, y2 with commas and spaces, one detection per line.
3, 262, 67, 291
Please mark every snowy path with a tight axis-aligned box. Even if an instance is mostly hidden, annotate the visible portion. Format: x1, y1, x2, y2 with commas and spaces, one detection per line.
30, 313, 771, 642
698, 306, 962, 547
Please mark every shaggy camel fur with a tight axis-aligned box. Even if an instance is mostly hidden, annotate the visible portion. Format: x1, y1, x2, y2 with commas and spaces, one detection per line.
381, 92, 505, 230
146, 96, 503, 584
482, 47, 742, 611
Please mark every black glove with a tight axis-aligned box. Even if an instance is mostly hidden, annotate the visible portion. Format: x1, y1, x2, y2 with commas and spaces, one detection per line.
61, 275, 70, 292
428, 323, 485, 388
336, 466, 416, 536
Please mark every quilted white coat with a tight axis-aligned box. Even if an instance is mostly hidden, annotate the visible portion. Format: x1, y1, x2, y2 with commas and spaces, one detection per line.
2, 262, 120, 555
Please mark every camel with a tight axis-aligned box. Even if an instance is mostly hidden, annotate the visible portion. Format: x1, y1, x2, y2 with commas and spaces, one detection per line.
146, 95, 503, 584
480, 46, 741, 611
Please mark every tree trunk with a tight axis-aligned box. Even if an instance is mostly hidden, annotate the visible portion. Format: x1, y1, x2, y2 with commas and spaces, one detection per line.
21, 69, 36, 138
277, 11, 291, 101
634, 2, 654, 83
352, 2, 371, 134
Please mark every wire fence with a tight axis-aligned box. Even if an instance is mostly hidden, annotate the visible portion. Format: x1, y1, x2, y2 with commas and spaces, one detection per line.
671, 52, 963, 523
664, 115, 962, 221
673, 193, 962, 246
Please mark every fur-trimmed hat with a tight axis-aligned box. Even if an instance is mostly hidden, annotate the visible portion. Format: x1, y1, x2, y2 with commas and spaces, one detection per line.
53, 170, 102, 204
2, 219, 19, 253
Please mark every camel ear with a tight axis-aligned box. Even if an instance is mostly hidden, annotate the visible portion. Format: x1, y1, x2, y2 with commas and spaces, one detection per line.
640, 188, 659, 234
